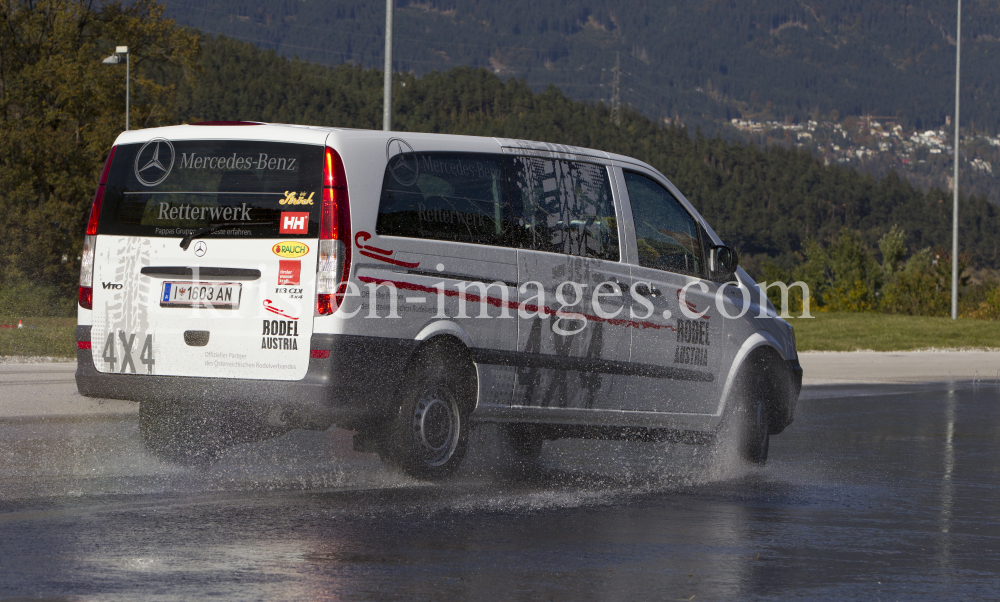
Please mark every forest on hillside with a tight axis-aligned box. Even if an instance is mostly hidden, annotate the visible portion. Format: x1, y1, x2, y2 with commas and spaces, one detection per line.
163, 0, 1000, 135
4, 0, 1000, 319
174, 35, 1000, 273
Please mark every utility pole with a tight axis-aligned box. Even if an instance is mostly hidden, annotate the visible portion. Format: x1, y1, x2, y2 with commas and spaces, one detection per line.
611, 52, 621, 126
952, 0, 961, 320
383, 0, 393, 132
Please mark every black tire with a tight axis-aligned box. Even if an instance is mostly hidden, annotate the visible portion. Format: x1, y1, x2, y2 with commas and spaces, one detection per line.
385, 354, 472, 480
139, 402, 225, 466
736, 370, 770, 466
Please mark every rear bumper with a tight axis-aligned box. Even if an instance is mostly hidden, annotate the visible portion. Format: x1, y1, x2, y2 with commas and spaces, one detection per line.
75, 326, 417, 431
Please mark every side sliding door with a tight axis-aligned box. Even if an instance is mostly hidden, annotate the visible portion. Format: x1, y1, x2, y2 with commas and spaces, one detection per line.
506, 154, 634, 413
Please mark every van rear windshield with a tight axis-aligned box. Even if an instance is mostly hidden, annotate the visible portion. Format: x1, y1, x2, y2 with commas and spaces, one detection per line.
97, 140, 324, 239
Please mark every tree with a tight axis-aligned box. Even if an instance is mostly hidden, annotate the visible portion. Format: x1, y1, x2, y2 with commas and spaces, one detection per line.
0, 0, 198, 296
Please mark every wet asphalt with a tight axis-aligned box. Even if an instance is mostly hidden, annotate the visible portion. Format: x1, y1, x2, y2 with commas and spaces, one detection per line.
1, 380, 998, 601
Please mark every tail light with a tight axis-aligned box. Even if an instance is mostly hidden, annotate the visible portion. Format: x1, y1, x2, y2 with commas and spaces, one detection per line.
79, 146, 116, 309
316, 147, 352, 315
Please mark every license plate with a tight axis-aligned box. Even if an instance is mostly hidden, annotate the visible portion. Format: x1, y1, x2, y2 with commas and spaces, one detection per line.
160, 281, 241, 309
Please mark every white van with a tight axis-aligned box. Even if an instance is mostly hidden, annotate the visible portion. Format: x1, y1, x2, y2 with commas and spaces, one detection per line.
76, 122, 802, 478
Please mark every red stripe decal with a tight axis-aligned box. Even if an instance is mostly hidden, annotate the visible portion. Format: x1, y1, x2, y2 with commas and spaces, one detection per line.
358, 250, 420, 268
357, 276, 677, 332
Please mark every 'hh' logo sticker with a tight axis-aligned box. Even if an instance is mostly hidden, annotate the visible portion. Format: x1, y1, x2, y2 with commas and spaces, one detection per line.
279, 212, 309, 234
278, 260, 301, 285
272, 242, 309, 258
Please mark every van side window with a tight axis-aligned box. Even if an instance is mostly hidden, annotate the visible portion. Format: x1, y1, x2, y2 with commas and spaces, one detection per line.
624, 171, 705, 277
506, 156, 620, 261
376, 152, 511, 246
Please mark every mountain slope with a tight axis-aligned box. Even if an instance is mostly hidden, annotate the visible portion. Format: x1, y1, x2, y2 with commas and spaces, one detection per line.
175, 35, 1000, 274
163, 0, 1000, 133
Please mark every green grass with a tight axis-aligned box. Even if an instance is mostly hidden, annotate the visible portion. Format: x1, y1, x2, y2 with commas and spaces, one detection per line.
0, 316, 76, 358
792, 311, 1000, 351
2, 311, 998, 358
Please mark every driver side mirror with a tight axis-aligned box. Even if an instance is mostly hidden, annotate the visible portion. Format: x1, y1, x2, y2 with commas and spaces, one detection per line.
709, 245, 739, 282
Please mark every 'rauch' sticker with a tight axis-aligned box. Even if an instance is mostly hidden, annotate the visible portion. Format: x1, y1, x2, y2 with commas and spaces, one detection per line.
272, 241, 309, 258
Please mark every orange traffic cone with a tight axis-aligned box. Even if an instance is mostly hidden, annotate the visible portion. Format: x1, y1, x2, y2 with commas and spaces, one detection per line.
17, 320, 23, 329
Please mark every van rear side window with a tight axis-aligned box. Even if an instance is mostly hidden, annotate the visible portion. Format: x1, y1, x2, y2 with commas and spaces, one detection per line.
376, 152, 512, 246
506, 156, 619, 261
98, 140, 323, 239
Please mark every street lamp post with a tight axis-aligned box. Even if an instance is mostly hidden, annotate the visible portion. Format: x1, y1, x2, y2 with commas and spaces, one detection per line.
102, 46, 130, 131
383, 0, 393, 132
952, 2, 961, 320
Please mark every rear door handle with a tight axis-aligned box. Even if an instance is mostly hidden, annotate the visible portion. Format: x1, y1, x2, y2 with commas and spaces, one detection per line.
634, 283, 662, 297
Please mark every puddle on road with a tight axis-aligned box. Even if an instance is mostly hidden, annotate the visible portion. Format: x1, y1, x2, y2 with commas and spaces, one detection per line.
0, 413, 783, 514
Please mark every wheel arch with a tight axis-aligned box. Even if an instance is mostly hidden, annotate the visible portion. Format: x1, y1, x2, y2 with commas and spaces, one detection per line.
718, 333, 798, 435
401, 334, 479, 418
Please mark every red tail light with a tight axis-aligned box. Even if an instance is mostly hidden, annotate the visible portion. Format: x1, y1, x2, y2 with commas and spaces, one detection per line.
86, 146, 116, 235
317, 147, 352, 315
80, 146, 115, 308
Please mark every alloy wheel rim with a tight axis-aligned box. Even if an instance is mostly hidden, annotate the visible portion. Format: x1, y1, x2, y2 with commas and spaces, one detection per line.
412, 387, 459, 466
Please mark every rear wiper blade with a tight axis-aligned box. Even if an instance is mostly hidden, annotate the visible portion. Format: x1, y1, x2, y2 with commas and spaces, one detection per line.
179, 222, 273, 250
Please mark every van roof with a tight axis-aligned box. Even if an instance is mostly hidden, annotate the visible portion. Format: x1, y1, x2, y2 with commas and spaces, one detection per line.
108, 122, 718, 244
111, 122, 656, 173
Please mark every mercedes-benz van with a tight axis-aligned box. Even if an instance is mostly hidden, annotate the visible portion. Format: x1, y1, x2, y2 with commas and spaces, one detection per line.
76, 122, 802, 478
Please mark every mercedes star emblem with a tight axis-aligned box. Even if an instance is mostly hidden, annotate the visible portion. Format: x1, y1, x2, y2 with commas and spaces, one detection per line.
385, 137, 418, 186
194, 241, 207, 257
134, 137, 175, 187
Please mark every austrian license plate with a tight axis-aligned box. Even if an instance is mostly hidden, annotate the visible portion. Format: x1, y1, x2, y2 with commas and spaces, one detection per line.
160, 281, 241, 309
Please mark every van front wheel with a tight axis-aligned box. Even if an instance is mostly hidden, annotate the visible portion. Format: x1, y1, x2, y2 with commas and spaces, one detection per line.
736, 369, 770, 465
387, 357, 470, 480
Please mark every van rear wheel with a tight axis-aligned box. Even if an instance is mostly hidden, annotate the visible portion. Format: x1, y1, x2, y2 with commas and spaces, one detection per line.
386, 355, 471, 480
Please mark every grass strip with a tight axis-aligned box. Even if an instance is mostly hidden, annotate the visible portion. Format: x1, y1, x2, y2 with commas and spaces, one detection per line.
792, 311, 1000, 351
3, 311, 1000, 358
0, 316, 76, 358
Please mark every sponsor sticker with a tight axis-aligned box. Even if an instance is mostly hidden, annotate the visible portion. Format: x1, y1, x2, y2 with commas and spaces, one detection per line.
272, 241, 309, 258
279, 211, 309, 235
278, 260, 301, 285
263, 298, 298, 320
280, 191, 315, 205
261, 317, 300, 350
156, 202, 251, 222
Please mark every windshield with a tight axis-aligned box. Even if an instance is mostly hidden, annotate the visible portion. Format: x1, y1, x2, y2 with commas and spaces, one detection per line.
98, 140, 324, 239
